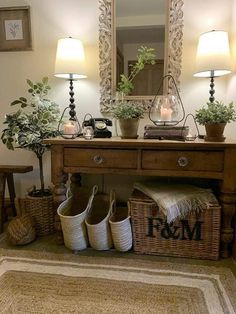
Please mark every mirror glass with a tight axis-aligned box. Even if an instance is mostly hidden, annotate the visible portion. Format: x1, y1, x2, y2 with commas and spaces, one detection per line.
116, 0, 165, 96
99, 0, 184, 112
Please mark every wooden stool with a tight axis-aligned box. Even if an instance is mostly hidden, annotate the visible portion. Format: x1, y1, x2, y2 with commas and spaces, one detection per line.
0, 165, 33, 233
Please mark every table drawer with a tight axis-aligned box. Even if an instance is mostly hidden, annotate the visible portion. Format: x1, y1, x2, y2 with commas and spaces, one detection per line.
64, 148, 138, 169
142, 150, 224, 172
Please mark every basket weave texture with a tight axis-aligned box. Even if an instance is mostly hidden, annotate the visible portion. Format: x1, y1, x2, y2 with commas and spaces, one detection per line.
109, 205, 132, 252
129, 190, 221, 260
57, 186, 98, 251
22, 195, 55, 236
85, 191, 114, 250
7, 214, 36, 245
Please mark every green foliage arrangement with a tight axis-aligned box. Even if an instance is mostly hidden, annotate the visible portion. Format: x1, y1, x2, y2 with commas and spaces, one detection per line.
112, 101, 144, 119
117, 46, 156, 95
195, 101, 236, 125
1, 77, 60, 196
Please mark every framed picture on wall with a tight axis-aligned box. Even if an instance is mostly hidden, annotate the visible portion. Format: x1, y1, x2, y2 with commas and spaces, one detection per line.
0, 6, 32, 51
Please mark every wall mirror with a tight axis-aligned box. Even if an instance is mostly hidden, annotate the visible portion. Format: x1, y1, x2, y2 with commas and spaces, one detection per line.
99, 0, 184, 112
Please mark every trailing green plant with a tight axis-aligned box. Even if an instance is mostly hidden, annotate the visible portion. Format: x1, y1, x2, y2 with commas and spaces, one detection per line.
112, 101, 144, 119
117, 46, 156, 95
195, 100, 236, 125
1, 77, 60, 196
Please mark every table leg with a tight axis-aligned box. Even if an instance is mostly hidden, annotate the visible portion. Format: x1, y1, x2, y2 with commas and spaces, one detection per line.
51, 145, 68, 205
6, 173, 17, 216
220, 192, 236, 258
0, 174, 6, 233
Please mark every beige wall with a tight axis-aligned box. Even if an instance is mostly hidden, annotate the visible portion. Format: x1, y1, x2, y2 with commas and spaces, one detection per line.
0, 0, 236, 198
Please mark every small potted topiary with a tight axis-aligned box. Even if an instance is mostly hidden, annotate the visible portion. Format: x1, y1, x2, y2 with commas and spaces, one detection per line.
1, 77, 61, 235
112, 101, 144, 139
195, 100, 236, 142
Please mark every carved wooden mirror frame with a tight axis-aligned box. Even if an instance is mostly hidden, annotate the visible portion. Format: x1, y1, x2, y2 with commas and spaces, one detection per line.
99, 0, 184, 112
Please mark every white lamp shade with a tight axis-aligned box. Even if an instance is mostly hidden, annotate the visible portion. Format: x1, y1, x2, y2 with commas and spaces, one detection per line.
194, 30, 231, 78
54, 37, 87, 79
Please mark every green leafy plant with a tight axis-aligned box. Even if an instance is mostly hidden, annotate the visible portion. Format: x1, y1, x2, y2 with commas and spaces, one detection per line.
117, 46, 156, 95
112, 101, 144, 119
195, 101, 236, 125
1, 77, 60, 196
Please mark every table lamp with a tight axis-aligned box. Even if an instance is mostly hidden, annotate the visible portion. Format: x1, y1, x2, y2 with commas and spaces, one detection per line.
55, 37, 87, 138
194, 30, 231, 103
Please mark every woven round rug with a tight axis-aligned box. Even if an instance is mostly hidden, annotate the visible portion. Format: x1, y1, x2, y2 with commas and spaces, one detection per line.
0, 250, 235, 313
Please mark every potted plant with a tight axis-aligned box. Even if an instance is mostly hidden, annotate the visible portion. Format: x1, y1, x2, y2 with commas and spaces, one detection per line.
1, 77, 61, 235
195, 100, 236, 142
112, 46, 155, 139
112, 101, 144, 139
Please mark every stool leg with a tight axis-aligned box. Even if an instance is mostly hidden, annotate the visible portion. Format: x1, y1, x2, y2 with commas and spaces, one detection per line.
0, 174, 6, 233
6, 173, 17, 217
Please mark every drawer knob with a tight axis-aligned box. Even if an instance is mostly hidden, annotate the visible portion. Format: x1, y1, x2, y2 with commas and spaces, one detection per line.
93, 155, 104, 164
178, 156, 188, 167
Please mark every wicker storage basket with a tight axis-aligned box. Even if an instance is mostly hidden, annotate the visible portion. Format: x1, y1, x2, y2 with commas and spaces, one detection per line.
128, 190, 221, 260
57, 186, 98, 251
109, 203, 133, 252
22, 194, 54, 236
85, 191, 114, 250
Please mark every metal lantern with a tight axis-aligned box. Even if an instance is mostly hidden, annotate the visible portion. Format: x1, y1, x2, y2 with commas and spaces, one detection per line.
149, 74, 185, 126
58, 106, 81, 139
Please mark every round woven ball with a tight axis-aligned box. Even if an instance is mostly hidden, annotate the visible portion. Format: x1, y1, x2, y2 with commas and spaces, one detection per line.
7, 215, 36, 245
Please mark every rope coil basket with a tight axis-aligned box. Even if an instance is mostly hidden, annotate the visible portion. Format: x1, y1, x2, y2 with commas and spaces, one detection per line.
7, 198, 36, 245
85, 190, 115, 250
57, 185, 98, 252
109, 202, 133, 252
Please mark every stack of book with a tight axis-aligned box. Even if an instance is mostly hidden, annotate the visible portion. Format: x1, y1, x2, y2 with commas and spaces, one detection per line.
144, 125, 189, 140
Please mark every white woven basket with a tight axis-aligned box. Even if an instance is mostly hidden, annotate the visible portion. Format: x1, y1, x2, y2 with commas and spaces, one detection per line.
57, 185, 98, 251
85, 190, 115, 251
109, 203, 133, 252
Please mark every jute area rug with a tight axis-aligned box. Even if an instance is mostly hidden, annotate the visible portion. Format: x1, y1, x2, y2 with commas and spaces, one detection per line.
0, 249, 235, 314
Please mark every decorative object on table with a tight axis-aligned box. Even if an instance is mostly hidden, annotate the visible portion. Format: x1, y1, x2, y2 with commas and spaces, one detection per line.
181, 114, 200, 141
7, 198, 36, 245
146, 74, 186, 140
55, 37, 87, 139
1, 77, 60, 235
57, 185, 98, 252
117, 46, 156, 95
148, 74, 185, 127
82, 114, 112, 138
109, 201, 133, 252
195, 100, 236, 142
85, 190, 115, 250
144, 125, 189, 140
194, 30, 231, 103
112, 101, 144, 139
0, 6, 32, 51
129, 189, 221, 260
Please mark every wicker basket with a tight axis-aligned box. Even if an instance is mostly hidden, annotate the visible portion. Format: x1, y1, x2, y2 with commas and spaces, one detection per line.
128, 190, 221, 260
22, 195, 55, 236
109, 203, 132, 252
85, 191, 114, 250
57, 186, 98, 251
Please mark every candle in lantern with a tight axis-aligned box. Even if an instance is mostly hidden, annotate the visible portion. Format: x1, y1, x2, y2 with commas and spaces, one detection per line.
160, 106, 173, 121
63, 121, 76, 135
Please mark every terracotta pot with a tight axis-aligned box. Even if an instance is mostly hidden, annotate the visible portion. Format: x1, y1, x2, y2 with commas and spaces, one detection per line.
118, 118, 140, 139
204, 123, 226, 142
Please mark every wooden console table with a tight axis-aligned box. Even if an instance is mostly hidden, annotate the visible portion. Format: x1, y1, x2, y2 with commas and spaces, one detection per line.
44, 137, 236, 258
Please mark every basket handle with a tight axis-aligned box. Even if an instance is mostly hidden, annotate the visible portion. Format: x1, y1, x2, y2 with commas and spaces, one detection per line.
110, 199, 116, 216
109, 189, 116, 204
86, 185, 99, 215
